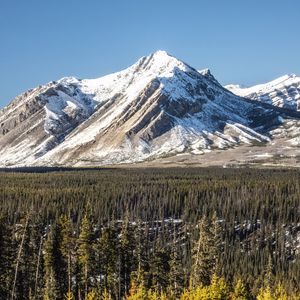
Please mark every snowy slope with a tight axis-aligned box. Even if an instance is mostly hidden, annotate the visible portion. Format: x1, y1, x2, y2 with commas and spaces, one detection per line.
0, 80, 96, 166
226, 74, 300, 111
38, 51, 276, 166
0, 51, 300, 167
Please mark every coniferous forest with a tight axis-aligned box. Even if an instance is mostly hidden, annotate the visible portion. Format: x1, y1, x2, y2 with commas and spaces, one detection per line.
0, 167, 299, 300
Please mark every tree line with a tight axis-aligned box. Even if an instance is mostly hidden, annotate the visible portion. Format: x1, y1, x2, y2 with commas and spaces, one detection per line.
0, 167, 299, 299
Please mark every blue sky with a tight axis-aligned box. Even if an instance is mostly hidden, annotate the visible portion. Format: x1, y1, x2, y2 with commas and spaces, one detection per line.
1, 0, 300, 108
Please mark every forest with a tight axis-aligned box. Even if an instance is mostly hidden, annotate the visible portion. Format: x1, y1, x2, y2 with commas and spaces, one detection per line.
0, 167, 299, 300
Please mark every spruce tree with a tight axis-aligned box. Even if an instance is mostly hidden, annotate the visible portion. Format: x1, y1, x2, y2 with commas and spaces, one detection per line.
211, 212, 223, 275
190, 217, 215, 288
12, 215, 33, 300
149, 235, 170, 295
98, 225, 118, 297
132, 220, 148, 286
119, 212, 136, 297
43, 225, 61, 300
59, 214, 75, 296
168, 223, 184, 297
77, 214, 94, 299
0, 216, 14, 299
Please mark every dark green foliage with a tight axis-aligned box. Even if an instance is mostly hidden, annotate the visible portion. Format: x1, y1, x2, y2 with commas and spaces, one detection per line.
0, 216, 14, 299
168, 223, 185, 296
77, 215, 95, 298
43, 224, 62, 300
119, 212, 136, 297
97, 224, 119, 297
0, 167, 299, 299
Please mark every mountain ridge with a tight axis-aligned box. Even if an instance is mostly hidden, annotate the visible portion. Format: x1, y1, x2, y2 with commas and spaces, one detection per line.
226, 73, 300, 111
1, 51, 300, 167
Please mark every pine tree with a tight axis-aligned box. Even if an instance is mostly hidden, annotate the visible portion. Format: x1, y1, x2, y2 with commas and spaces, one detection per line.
59, 214, 75, 296
149, 246, 170, 294
0, 216, 14, 299
98, 225, 118, 297
33, 235, 44, 300
43, 226, 61, 300
211, 212, 223, 275
264, 255, 274, 288
190, 217, 215, 288
119, 212, 136, 297
168, 223, 184, 297
77, 214, 94, 299
12, 215, 33, 300
132, 220, 148, 286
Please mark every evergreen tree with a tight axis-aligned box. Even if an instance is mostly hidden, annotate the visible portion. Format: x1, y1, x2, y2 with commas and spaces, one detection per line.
190, 217, 215, 288
211, 212, 223, 275
132, 220, 149, 286
168, 223, 184, 297
77, 214, 94, 299
119, 212, 136, 297
98, 225, 119, 297
0, 168, 299, 298
12, 215, 34, 300
0, 216, 14, 299
32, 227, 44, 300
43, 225, 61, 300
264, 255, 274, 288
59, 214, 75, 296
149, 246, 170, 294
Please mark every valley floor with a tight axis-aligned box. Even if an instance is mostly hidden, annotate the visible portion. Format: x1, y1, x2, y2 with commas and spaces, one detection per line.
116, 141, 300, 168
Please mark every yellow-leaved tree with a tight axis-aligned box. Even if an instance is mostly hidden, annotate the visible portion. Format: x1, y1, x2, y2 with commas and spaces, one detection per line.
256, 286, 273, 300
85, 289, 99, 300
232, 278, 248, 300
126, 281, 148, 300
209, 274, 230, 300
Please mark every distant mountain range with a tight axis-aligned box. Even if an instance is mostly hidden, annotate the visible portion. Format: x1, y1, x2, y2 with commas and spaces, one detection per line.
225, 74, 300, 111
1, 51, 300, 167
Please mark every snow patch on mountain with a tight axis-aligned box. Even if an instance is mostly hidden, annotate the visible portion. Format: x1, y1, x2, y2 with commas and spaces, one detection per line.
1, 51, 300, 167
226, 74, 300, 111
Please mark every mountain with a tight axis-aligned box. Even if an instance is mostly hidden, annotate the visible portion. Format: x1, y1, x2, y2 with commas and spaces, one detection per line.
1, 51, 300, 167
225, 74, 300, 111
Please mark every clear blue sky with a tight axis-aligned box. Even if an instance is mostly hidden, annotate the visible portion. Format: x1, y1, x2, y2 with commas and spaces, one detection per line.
1, 0, 300, 108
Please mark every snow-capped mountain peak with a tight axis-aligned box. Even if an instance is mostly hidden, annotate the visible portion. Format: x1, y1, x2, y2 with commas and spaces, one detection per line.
1, 51, 300, 167
130, 50, 193, 78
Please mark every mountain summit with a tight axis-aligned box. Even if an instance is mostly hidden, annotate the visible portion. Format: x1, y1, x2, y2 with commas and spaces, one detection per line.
0, 51, 300, 167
